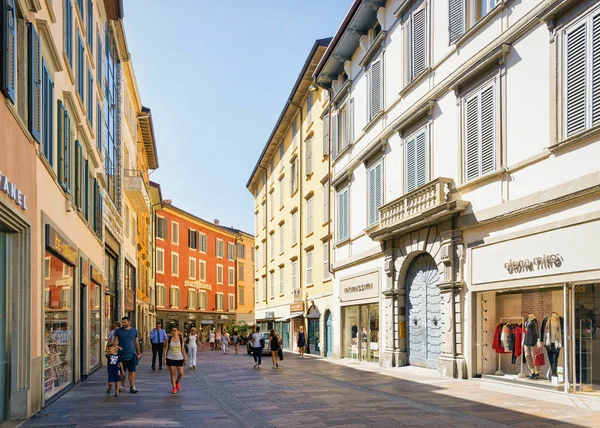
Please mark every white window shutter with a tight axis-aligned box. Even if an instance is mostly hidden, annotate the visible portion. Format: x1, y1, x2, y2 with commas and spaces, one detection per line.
375, 162, 382, 218
406, 137, 416, 192
306, 139, 312, 174
591, 15, 600, 126
465, 95, 479, 181
323, 114, 330, 156
448, 0, 465, 44
565, 23, 587, 136
332, 113, 338, 157
368, 168, 376, 225
371, 60, 382, 118
412, 7, 427, 79
480, 86, 495, 174
349, 98, 355, 145
416, 129, 427, 188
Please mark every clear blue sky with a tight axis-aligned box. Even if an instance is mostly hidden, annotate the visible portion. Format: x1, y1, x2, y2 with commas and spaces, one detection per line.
124, 0, 351, 234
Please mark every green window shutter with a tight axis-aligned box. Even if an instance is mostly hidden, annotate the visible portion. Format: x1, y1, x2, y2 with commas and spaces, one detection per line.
64, 111, 72, 193
74, 141, 81, 208
411, 7, 427, 80
96, 102, 102, 152
77, 33, 84, 101
87, 0, 93, 53
57, 100, 65, 185
480, 86, 495, 175
42, 62, 54, 165
465, 94, 479, 181
448, 0, 465, 44
374, 162, 382, 222
565, 22, 587, 137
65, 0, 72, 66
84, 159, 89, 221
2, 0, 17, 103
87, 67, 93, 125
28, 23, 42, 142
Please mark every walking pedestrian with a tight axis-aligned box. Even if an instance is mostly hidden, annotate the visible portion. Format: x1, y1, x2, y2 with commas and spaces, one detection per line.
163, 326, 187, 394
251, 326, 264, 368
187, 327, 199, 369
215, 330, 222, 350
149, 322, 167, 370
105, 321, 121, 394
112, 316, 141, 393
105, 345, 123, 397
209, 330, 215, 350
297, 326, 306, 358
269, 330, 282, 368
221, 331, 230, 354
200, 329, 207, 352
231, 329, 240, 354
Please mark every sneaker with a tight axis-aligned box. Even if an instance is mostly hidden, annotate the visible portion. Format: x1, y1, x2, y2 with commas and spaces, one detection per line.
106, 387, 111, 395
171, 387, 177, 394
276, 363, 279, 368
119, 385, 125, 392
253, 363, 258, 368
130, 387, 138, 394
176, 383, 181, 392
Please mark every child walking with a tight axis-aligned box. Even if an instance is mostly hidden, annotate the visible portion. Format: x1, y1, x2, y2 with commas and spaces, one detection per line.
106, 345, 123, 397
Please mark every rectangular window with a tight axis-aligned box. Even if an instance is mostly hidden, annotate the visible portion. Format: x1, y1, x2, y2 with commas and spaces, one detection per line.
270, 271, 275, 298
189, 257, 196, 280
269, 191, 274, 216
368, 159, 383, 226
188, 289, 197, 309
87, 0, 93, 51
292, 260, 297, 291
64, 0, 73, 66
269, 232, 274, 260
292, 120, 298, 147
262, 242, 267, 266
41, 61, 54, 165
228, 242, 235, 260
279, 177, 284, 208
87, 67, 93, 125
306, 91, 313, 125
156, 248, 164, 274
405, 127, 427, 192
57, 101, 72, 193
262, 277, 267, 301
157, 216, 167, 239
290, 159, 298, 195
96, 32, 102, 84
188, 229, 197, 249
307, 197, 314, 235
228, 266, 235, 286
172, 221, 179, 245
156, 284, 166, 307
216, 293, 224, 311
170, 286, 180, 308
291, 211, 297, 245
28, 23, 42, 142
238, 263, 245, 281
199, 291, 207, 310
237, 243, 246, 259
370, 59, 382, 119
279, 143, 284, 160
337, 188, 349, 242
337, 105, 346, 155
199, 232, 207, 252
216, 239, 224, 258
172, 252, 179, 276
279, 223, 285, 253
96, 102, 102, 152
279, 266, 284, 295
217, 264, 223, 284
306, 250, 313, 286
306, 138, 313, 175
255, 279, 259, 303
239, 287, 245, 305
464, 83, 495, 181
199, 260, 206, 281
408, 5, 428, 82
228, 294, 235, 312
270, 158, 274, 174
323, 182, 330, 223
323, 113, 330, 156
323, 241, 330, 280
77, 33, 84, 102
564, 10, 600, 137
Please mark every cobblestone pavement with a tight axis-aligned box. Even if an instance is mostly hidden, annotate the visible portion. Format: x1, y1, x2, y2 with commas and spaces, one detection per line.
23, 349, 600, 428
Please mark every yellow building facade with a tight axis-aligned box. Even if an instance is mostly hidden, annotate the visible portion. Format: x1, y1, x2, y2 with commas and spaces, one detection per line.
235, 231, 255, 325
247, 38, 334, 356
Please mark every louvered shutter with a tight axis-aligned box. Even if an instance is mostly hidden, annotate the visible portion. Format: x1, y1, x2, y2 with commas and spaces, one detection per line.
370, 59, 382, 118
415, 129, 427, 188
412, 7, 427, 79
565, 23, 587, 137
97, 103, 102, 152
306, 139, 312, 174
42, 63, 54, 165
93, 178, 98, 233
591, 15, 600, 126
74, 141, 82, 208
323, 114, 330, 156
332, 113, 338, 157
64, 111, 72, 193
406, 136, 416, 192
368, 167, 376, 225
465, 95, 479, 181
28, 23, 42, 142
480, 86, 495, 174
2, 0, 16, 103
84, 159, 89, 221
65, 0, 72, 65
349, 98, 355, 145
449, 0, 465, 44
57, 101, 65, 186
374, 162, 382, 222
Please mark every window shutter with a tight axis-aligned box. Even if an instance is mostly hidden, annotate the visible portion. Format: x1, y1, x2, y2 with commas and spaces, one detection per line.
57, 101, 65, 186
331, 113, 338, 157
42, 63, 54, 165
349, 98, 355, 145
87, 68, 93, 124
565, 23, 587, 137
591, 15, 600, 126
64, 111, 72, 193
306, 139, 312, 174
374, 162, 382, 222
87, 0, 93, 52
97, 34, 102, 84
416, 129, 427, 188
65, 0, 72, 65
74, 141, 82, 208
323, 114, 330, 156
84, 159, 89, 220
448, 0, 465, 44
370, 59, 382, 118
480, 86, 495, 174
2, 0, 16, 103
406, 136, 416, 192
465, 95, 479, 181
97, 103, 102, 152
28, 23, 42, 142
412, 7, 427, 79
368, 167, 376, 225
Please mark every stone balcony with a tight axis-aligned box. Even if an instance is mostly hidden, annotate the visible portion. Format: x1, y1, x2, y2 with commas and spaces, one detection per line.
123, 169, 150, 212
370, 177, 469, 241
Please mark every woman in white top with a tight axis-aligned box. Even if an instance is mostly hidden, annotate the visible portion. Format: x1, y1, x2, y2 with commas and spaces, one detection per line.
208, 330, 216, 350
163, 327, 187, 394
187, 327, 199, 369
221, 332, 230, 354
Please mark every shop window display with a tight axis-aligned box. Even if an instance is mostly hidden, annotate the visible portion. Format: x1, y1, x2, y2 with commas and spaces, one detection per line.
574, 283, 600, 392
343, 304, 379, 362
89, 281, 101, 368
44, 251, 74, 399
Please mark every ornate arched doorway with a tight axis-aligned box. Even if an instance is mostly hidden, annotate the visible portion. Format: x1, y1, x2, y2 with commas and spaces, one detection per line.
406, 253, 441, 369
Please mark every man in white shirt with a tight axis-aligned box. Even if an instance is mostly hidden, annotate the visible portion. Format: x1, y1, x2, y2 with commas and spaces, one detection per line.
251, 327, 264, 368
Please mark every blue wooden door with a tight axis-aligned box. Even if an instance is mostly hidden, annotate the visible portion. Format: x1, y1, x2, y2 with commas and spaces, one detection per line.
325, 311, 332, 357
406, 254, 440, 369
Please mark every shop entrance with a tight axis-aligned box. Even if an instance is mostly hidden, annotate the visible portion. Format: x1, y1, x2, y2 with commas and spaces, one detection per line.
573, 283, 600, 393
406, 253, 441, 369
325, 310, 332, 358
0, 232, 7, 423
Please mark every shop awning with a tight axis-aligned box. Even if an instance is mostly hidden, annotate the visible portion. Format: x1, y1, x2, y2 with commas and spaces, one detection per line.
277, 312, 304, 321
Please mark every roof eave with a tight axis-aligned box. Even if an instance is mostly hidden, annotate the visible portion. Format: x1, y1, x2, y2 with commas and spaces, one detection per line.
139, 107, 159, 170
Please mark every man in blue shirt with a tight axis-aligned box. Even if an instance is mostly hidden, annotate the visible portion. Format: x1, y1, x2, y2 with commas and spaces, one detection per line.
113, 316, 140, 394
149, 322, 167, 370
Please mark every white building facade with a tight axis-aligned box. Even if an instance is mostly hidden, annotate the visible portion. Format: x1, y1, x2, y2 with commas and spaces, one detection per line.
316, 0, 600, 395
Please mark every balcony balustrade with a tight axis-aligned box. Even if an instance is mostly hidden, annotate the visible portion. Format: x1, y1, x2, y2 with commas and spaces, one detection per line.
123, 169, 150, 212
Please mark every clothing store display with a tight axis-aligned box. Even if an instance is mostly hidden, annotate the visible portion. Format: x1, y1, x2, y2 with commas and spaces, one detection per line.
546, 343, 561, 377
523, 315, 539, 346
534, 346, 545, 367
541, 313, 563, 348
524, 345, 539, 376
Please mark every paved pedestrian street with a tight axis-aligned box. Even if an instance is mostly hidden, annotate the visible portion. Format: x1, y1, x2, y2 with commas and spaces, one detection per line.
24, 350, 600, 428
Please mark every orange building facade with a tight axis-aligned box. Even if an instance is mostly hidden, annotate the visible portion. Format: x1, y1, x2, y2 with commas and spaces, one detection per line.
155, 203, 238, 335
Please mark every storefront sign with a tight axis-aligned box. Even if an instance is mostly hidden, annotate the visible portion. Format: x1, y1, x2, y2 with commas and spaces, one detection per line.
125, 289, 135, 312
80, 257, 90, 286
340, 270, 380, 303
184, 280, 212, 290
504, 254, 562, 274
290, 303, 303, 312
0, 171, 27, 210
201, 314, 213, 320
90, 265, 103, 284
46, 225, 77, 265
265, 311, 275, 319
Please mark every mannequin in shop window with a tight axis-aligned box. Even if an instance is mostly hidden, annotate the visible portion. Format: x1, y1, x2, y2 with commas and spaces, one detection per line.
541, 312, 564, 379
523, 314, 540, 379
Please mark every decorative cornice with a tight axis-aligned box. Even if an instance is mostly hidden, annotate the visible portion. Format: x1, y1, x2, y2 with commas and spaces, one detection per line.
36, 19, 63, 72
359, 30, 387, 68
395, 99, 436, 137
332, 79, 353, 106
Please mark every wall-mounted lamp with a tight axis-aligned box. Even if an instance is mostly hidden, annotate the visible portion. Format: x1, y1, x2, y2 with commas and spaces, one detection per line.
309, 84, 319, 92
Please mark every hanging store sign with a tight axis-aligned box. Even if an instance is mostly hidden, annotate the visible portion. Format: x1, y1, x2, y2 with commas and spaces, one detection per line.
46, 225, 77, 265
504, 254, 562, 274
290, 303, 303, 312
0, 171, 27, 210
